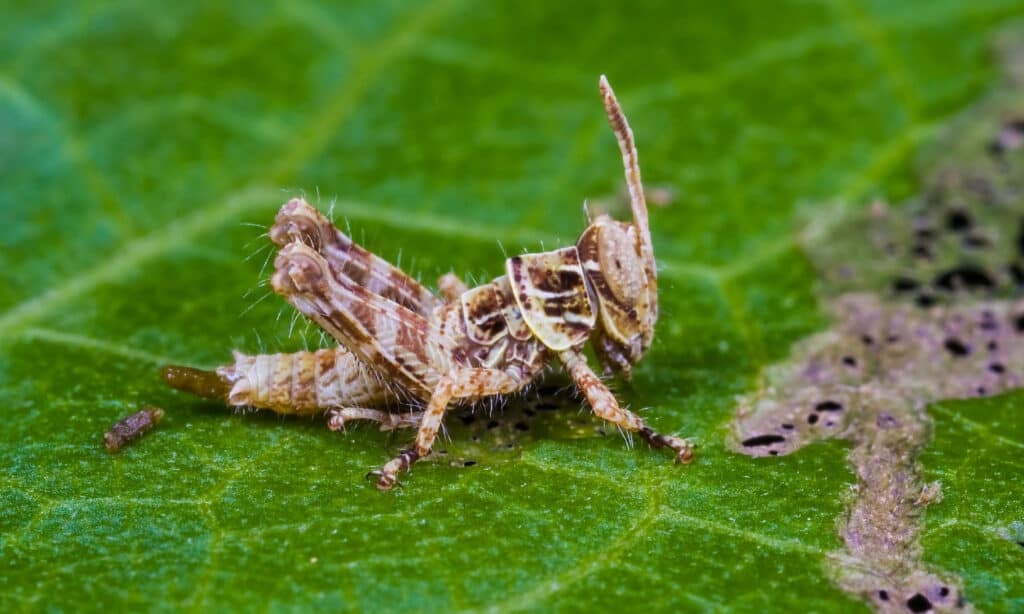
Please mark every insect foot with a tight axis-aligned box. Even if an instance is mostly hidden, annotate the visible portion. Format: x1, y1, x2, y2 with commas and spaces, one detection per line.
370, 448, 421, 491
639, 427, 694, 464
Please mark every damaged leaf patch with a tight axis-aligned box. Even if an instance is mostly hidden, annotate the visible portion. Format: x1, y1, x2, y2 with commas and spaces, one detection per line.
733, 27, 1024, 613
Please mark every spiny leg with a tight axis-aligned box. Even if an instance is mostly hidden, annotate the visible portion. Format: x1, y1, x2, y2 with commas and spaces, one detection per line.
372, 368, 524, 490
560, 350, 692, 463
326, 407, 422, 432
272, 242, 446, 399
269, 197, 442, 316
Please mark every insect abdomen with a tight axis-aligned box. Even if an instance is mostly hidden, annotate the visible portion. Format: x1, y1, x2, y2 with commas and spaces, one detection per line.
216, 348, 388, 414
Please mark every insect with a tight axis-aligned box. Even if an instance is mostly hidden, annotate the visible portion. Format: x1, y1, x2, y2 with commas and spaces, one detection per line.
162, 76, 693, 489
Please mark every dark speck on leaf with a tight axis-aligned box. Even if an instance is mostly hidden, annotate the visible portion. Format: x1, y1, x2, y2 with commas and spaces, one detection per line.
963, 234, 990, 248
893, 276, 920, 293
741, 434, 786, 447
1009, 262, 1024, 285
912, 244, 933, 260
933, 266, 994, 291
906, 593, 933, 613
1017, 219, 1024, 257
945, 209, 972, 231
808, 413, 819, 425
944, 338, 970, 357
816, 401, 843, 412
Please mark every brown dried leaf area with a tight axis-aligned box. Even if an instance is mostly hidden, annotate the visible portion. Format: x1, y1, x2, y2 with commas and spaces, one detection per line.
731, 30, 1024, 614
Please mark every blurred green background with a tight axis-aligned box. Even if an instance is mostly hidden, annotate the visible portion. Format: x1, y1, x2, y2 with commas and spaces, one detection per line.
1, 1, 1023, 611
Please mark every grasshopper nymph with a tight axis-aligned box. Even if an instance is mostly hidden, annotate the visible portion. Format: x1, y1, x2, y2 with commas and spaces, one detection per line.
163, 76, 693, 489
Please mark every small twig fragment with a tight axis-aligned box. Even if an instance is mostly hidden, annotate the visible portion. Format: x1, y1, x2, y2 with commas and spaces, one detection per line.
104, 405, 165, 452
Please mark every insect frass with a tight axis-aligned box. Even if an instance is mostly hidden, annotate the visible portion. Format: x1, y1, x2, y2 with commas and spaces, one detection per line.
162, 76, 692, 489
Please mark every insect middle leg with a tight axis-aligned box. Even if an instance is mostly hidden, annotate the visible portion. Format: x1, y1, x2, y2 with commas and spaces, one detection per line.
326, 407, 422, 432
560, 350, 693, 463
370, 367, 524, 489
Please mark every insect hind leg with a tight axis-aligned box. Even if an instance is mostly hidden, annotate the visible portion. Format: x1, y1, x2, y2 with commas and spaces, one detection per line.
269, 198, 442, 316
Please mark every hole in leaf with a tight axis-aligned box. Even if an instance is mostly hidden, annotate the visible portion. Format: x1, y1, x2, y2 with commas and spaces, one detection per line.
944, 338, 970, 357
741, 434, 786, 447
906, 593, 932, 613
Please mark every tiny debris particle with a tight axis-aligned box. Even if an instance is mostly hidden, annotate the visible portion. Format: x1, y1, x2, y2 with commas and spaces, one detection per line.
915, 294, 937, 308
893, 276, 920, 293
933, 266, 995, 291
104, 405, 165, 452
741, 434, 786, 447
945, 209, 973, 232
906, 593, 933, 613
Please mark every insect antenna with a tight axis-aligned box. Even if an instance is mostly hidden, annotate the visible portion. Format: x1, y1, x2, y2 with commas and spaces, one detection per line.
599, 75, 657, 291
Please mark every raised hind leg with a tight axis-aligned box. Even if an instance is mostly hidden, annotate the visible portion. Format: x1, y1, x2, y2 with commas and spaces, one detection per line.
271, 241, 451, 400
269, 198, 443, 316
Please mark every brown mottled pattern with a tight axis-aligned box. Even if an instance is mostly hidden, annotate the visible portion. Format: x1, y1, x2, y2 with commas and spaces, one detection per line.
460, 282, 509, 344
506, 246, 597, 351
270, 198, 441, 316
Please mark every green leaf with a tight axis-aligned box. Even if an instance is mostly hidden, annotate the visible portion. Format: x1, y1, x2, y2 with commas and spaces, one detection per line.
1, 1, 1023, 611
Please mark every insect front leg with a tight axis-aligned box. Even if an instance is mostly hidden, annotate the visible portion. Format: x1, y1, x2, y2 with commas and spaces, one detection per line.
371, 368, 524, 490
560, 350, 693, 464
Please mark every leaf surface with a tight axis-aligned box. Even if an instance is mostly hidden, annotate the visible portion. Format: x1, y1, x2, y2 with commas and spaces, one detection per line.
1, 1, 1023, 611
